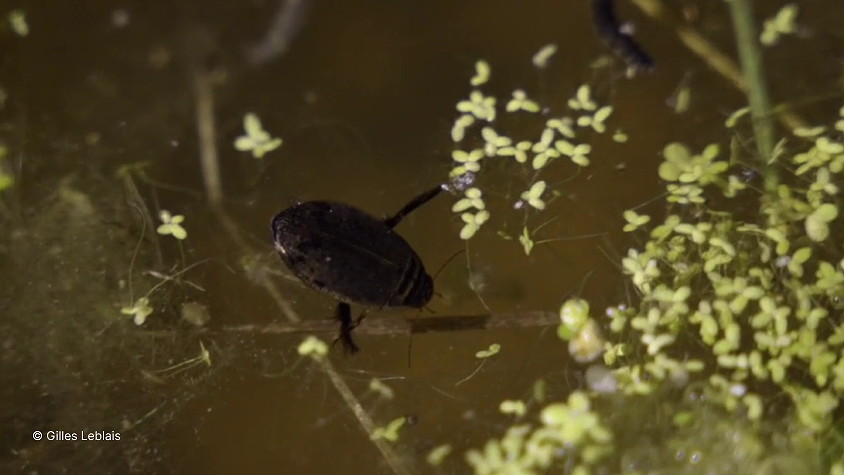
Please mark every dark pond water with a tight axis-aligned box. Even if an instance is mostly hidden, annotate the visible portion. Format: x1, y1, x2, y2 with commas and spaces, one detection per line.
1, 0, 843, 473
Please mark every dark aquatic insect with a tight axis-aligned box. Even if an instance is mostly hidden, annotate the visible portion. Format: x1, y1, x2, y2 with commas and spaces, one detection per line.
591, 0, 654, 73
271, 185, 443, 353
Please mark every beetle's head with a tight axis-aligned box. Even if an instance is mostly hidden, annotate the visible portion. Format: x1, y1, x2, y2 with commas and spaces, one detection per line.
405, 273, 433, 308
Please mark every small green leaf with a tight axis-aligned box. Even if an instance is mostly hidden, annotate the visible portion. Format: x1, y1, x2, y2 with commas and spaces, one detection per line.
521, 181, 547, 210
532, 44, 558, 69
623, 210, 650, 232
470, 60, 490, 86
459, 210, 490, 240
371, 417, 406, 442
368, 378, 394, 399
235, 113, 283, 159
519, 227, 534, 255
725, 107, 749, 128
8, 10, 28, 37
157, 210, 187, 240
476, 343, 501, 358
426, 445, 452, 466
806, 204, 838, 242
558, 298, 590, 341
761, 4, 798, 46
499, 400, 526, 417
613, 130, 628, 143
506, 89, 540, 113
121, 297, 154, 325
297, 335, 328, 358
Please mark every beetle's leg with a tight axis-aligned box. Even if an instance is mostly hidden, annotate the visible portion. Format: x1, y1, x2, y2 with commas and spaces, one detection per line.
591, 0, 654, 73
335, 302, 360, 354
351, 310, 368, 329
384, 185, 443, 228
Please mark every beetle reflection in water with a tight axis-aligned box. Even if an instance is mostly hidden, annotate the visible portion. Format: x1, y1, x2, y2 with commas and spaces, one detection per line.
271, 185, 444, 353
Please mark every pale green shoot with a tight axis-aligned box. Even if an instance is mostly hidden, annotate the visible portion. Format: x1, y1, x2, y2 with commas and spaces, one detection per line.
532, 44, 558, 69
372, 417, 406, 442
476, 343, 501, 358
368, 378, 394, 399
519, 226, 534, 255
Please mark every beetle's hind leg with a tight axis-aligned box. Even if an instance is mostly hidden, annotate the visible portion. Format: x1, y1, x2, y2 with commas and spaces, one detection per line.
383, 185, 443, 228
352, 310, 368, 328
335, 302, 360, 354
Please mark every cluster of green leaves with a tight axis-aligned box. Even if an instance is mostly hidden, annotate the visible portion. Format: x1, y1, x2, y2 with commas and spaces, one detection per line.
465, 391, 612, 475
448, 50, 614, 254
605, 106, 844, 435
557, 298, 605, 364
760, 4, 799, 46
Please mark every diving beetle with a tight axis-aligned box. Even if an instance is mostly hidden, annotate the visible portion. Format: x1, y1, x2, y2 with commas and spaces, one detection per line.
271, 185, 444, 353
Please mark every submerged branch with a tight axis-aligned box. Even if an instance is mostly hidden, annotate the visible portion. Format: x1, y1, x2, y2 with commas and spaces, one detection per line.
192, 68, 223, 206
214, 311, 558, 337
141, 312, 559, 340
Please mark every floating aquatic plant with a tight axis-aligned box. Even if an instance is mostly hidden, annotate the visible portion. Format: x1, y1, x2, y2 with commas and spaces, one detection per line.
121, 296, 153, 325
448, 54, 615, 248
234, 112, 283, 159
297, 335, 328, 358
760, 4, 799, 46
156, 209, 187, 240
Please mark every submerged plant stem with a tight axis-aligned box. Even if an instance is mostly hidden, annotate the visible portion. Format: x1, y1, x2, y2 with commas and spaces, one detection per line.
630, 0, 806, 134
193, 69, 223, 206
726, 0, 777, 191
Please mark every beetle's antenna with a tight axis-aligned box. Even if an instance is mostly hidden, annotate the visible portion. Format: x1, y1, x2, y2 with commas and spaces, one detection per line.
406, 248, 464, 367
431, 249, 465, 284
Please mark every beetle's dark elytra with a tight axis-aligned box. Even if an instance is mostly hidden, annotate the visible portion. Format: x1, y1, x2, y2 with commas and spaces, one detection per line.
271, 200, 434, 309
271, 186, 444, 353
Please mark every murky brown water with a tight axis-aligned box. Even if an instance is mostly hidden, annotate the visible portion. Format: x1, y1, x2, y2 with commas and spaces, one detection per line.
2, 0, 843, 473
